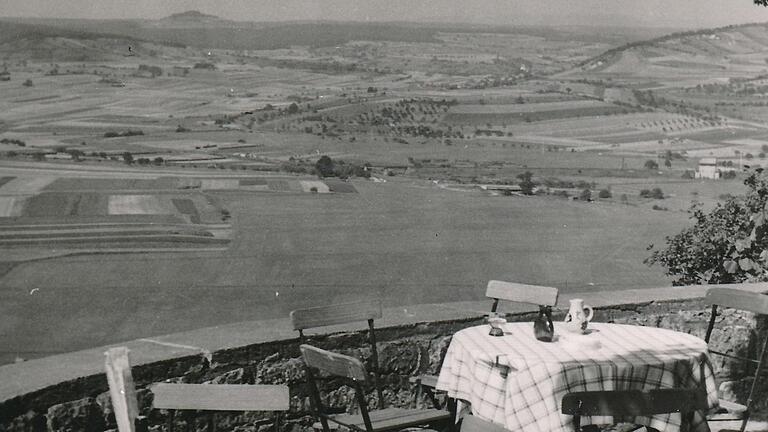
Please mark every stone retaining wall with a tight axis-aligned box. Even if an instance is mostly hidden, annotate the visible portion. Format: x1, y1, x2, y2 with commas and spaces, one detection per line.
2, 297, 767, 432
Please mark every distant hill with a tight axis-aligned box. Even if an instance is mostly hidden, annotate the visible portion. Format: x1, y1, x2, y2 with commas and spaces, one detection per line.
0, 17, 441, 52
0, 20, 160, 61
166, 10, 219, 20
0, 15, 680, 60
153, 10, 233, 28
575, 22, 768, 75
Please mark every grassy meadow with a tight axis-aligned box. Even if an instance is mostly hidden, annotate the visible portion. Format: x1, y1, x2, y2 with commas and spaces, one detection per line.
0, 178, 694, 363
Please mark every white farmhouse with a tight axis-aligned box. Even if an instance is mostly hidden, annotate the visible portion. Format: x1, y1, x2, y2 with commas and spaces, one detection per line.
695, 157, 720, 179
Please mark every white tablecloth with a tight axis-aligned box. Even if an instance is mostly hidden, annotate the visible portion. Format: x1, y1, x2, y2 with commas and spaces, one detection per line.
436, 322, 718, 432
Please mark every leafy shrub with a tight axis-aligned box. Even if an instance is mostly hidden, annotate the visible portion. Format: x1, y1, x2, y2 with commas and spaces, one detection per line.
639, 188, 664, 199
0, 138, 25, 147
644, 159, 659, 170
104, 130, 144, 138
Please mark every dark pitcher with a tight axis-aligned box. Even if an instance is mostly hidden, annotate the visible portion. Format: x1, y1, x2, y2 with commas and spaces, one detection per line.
534, 305, 555, 342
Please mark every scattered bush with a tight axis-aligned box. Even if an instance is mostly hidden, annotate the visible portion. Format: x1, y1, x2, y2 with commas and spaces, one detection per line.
640, 188, 664, 199
598, 189, 612, 199
644, 159, 659, 170
579, 189, 592, 201
0, 138, 25, 147
193, 62, 216, 70
104, 130, 144, 138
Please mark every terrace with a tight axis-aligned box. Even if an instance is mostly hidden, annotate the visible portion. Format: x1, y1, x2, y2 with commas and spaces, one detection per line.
1, 282, 767, 432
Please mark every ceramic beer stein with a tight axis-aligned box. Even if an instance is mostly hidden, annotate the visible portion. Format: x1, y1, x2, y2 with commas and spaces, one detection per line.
563, 298, 594, 334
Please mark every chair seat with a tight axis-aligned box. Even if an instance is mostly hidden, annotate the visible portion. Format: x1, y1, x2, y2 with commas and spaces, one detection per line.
409, 374, 439, 388
327, 407, 452, 432
707, 399, 748, 421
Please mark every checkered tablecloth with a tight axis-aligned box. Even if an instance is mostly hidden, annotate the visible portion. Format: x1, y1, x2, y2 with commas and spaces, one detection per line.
436, 322, 718, 432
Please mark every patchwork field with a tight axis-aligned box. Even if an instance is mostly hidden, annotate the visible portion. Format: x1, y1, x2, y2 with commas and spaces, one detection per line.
0, 166, 350, 265
0, 171, 238, 256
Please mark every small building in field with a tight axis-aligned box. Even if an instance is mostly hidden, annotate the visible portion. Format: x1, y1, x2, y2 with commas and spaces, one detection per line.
695, 157, 720, 179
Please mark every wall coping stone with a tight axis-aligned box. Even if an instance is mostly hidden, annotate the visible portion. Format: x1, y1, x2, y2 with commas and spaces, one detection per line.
1, 282, 766, 404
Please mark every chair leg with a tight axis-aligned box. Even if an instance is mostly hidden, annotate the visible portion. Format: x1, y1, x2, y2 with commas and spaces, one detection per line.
207, 412, 216, 432
273, 411, 283, 432
167, 410, 175, 432
184, 412, 194, 432
412, 379, 423, 409
739, 414, 750, 432
135, 416, 149, 432
319, 416, 331, 432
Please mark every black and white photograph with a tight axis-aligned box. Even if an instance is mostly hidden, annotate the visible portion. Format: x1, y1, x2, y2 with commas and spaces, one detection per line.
2, 1, 768, 431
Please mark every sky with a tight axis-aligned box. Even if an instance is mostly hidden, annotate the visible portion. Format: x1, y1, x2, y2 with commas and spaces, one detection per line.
3, 0, 768, 29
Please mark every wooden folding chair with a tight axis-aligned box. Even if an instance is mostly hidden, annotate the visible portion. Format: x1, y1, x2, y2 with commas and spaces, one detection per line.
300, 344, 452, 432
703, 287, 768, 432
561, 389, 708, 432
290, 299, 385, 409
411, 280, 559, 409
105, 347, 290, 432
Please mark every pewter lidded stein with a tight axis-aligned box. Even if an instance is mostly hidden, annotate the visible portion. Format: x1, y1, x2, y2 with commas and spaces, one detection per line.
534, 305, 554, 342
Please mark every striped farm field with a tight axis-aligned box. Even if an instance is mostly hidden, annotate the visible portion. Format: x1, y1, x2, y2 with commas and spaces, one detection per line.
22, 193, 108, 217
444, 105, 633, 125
299, 180, 331, 193
0, 176, 57, 195
43, 177, 179, 192
0, 197, 18, 217
449, 100, 612, 114
201, 179, 240, 190
108, 195, 171, 215
0, 177, 15, 189
268, 179, 302, 192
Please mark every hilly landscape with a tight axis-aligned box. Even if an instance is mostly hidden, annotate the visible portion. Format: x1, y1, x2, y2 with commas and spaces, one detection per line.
1, 12, 767, 363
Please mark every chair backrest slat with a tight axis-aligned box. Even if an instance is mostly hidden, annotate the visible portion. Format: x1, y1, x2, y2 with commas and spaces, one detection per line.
290, 299, 382, 331
151, 383, 290, 412
460, 415, 509, 432
705, 288, 768, 315
561, 389, 708, 417
299, 344, 368, 381
486, 280, 559, 308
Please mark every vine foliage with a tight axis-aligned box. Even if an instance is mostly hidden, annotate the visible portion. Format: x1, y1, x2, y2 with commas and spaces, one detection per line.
646, 171, 768, 285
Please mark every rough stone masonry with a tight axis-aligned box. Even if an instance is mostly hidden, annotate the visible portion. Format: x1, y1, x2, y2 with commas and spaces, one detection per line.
1, 298, 766, 432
